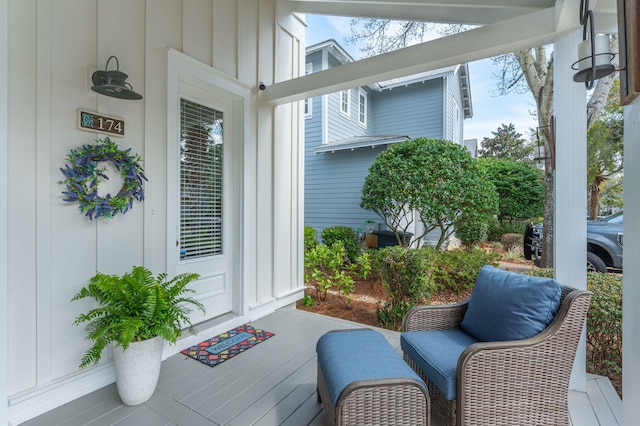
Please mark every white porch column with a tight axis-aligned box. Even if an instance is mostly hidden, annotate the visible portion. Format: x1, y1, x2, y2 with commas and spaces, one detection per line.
0, 0, 8, 423
623, 96, 640, 422
554, 29, 587, 391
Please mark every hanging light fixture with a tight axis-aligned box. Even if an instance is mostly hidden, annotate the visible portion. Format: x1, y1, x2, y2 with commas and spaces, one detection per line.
91, 56, 143, 100
571, 0, 616, 89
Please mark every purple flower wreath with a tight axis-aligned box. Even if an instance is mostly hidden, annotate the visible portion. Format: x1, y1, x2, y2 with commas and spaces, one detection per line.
60, 137, 148, 220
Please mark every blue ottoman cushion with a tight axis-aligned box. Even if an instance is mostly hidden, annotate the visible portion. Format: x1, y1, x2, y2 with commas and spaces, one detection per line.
460, 265, 563, 342
316, 329, 426, 407
401, 329, 478, 400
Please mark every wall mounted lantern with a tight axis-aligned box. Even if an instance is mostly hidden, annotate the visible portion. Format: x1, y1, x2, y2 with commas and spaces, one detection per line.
91, 56, 143, 100
534, 120, 556, 170
571, 0, 616, 89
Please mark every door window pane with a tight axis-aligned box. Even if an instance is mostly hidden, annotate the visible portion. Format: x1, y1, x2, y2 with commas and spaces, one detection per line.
180, 98, 224, 260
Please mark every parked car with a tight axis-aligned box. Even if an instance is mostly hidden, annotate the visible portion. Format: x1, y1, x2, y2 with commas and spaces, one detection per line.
524, 211, 623, 272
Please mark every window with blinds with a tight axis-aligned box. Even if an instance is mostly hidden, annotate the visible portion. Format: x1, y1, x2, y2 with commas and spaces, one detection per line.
179, 98, 224, 260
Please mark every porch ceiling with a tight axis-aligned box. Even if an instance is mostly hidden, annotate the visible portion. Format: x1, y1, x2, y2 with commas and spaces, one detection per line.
290, 0, 618, 30
291, 0, 556, 25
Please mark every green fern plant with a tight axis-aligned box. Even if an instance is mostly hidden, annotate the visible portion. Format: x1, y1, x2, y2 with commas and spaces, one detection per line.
72, 266, 205, 368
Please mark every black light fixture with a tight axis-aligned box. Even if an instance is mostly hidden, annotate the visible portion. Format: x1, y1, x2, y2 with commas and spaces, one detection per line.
533, 125, 551, 161
571, 0, 616, 89
91, 56, 143, 100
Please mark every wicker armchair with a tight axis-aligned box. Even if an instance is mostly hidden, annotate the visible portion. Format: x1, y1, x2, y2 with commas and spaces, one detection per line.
402, 284, 591, 426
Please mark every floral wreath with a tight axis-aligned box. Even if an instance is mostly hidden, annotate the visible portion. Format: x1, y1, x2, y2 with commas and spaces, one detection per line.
60, 137, 148, 220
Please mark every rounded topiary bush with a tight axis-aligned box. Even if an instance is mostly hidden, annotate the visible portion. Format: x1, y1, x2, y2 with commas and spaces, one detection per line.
321, 226, 360, 261
487, 221, 528, 242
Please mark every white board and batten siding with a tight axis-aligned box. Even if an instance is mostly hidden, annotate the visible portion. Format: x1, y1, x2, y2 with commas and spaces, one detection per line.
5, 1, 305, 423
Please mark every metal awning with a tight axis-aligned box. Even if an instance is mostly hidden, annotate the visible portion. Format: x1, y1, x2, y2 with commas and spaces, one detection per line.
314, 135, 410, 154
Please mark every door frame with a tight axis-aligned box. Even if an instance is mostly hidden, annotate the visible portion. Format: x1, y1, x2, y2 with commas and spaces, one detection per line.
166, 49, 249, 320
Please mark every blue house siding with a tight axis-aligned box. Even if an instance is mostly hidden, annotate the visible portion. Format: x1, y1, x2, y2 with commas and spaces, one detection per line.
326, 89, 375, 142
370, 79, 444, 139
306, 51, 323, 72
305, 97, 322, 145
305, 146, 387, 236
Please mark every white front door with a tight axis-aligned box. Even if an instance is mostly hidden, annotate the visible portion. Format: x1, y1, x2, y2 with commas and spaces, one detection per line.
167, 83, 236, 322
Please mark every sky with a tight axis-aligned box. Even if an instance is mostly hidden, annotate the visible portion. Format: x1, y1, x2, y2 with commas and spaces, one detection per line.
305, 15, 540, 144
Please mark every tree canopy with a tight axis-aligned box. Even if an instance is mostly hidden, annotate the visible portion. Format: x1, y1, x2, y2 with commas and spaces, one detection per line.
360, 138, 498, 249
479, 123, 534, 164
587, 79, 624, 218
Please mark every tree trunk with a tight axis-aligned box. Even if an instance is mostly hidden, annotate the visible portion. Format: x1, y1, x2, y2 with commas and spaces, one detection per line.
589, 183, 600, 219
541, 153, 554, 268
589, 172, 606, 219
515, 48, 555, 269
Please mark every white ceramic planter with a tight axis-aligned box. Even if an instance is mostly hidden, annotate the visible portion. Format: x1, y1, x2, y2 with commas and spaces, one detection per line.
112, 335, 163, 405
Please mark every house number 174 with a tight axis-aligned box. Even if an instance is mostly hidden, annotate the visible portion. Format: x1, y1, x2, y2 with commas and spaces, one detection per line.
78, 110, 125, 137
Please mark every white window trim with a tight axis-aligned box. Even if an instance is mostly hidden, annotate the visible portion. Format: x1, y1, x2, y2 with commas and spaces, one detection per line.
305, 62, 313, 118
340, 89, 351, 117
453, 101, 461, 144
358, 88, 367, 127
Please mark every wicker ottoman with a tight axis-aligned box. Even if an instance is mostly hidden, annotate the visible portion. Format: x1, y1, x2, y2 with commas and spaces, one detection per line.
316, 329, 430, 426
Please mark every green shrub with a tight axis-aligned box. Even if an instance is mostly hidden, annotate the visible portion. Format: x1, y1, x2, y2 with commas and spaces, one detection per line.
455, 214, 490, 247
525, 269, 622, 379
428, 248, 500, 294
374, 246, 432, 330
487, 221, 528, 242
300, 294, 315, 307
361, 138, 498, 251
304, 241, 371, 308
304, 242, 350, 304
500, 233, 522, 251
585, 272, 622, 377
321, 226, 360, 261
304, 226, 318, 252
356, 251, 372, 280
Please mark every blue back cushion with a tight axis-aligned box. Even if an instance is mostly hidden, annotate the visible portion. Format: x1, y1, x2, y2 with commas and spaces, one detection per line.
460, 265, 563, 341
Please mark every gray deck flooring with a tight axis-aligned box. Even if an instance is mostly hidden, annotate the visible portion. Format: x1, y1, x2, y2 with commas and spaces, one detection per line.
21, 307, 621, 425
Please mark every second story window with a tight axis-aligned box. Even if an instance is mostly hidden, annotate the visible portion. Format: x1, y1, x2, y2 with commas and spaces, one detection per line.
358, 89, 367, 126
340, 89, 350, 117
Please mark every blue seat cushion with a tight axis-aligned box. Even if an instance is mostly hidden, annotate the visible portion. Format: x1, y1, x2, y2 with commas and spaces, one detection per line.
316, 329, 426, 407
401, 329, 478, 400
460, 265, 563, 342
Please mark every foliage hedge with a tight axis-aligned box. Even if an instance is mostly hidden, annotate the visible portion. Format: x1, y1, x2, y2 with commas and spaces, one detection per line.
321, 226, 360, 261
487, 220, 528, 242
525, 269, 622, 379
426, 248, 500, 294
304, 226, 317, 252
477, 157, 544, 222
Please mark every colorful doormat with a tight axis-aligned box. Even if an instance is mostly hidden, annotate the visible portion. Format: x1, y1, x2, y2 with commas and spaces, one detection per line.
181, 324, 275, 367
